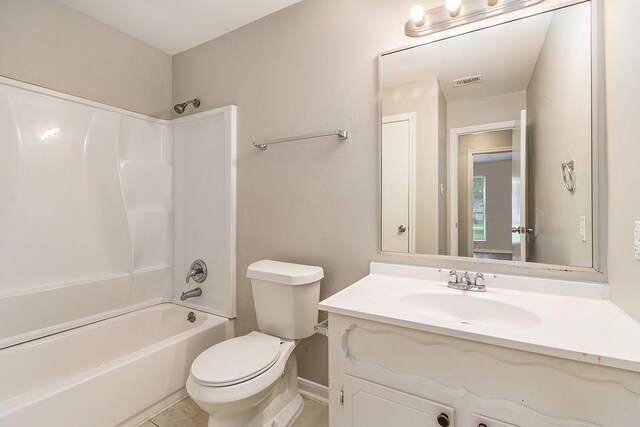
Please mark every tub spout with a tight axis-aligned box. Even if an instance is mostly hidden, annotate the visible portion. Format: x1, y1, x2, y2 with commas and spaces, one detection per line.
181, 287, 202, 301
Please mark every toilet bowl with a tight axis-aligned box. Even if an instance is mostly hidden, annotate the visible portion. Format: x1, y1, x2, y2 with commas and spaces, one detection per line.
187, 260, 323, 427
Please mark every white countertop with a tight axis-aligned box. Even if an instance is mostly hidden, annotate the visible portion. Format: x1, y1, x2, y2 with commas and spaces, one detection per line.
319, 262, 640, 373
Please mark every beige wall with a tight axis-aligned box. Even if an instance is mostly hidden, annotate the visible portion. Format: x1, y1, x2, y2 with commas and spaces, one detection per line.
382, 77, 443, 254
0, 0, 172, 118
606, 0, 640, 321
173, 0, 431, 386
458, 131, 513, 257
474, 159, 513, 253
526, 4, 592, 267
448, 91, 526, 130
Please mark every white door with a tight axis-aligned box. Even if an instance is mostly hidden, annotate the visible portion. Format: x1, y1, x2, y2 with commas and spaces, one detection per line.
382, 114, 415, 253
343, 375, 454, 427
511, 110, 528, 261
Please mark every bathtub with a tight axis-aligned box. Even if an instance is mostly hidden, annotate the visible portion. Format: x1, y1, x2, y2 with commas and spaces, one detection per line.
0, 303, 231, 427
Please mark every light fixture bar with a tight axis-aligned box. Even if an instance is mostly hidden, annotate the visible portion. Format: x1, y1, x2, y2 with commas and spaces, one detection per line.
405, 0, 544, 38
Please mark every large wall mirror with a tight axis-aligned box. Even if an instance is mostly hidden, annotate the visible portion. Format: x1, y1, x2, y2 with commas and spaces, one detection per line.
380, 1, 596, 269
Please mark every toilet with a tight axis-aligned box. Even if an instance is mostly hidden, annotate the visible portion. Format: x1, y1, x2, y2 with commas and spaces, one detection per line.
186, 260, 323, 427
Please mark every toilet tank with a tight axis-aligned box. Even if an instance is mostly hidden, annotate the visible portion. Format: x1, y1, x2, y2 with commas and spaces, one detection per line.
247, 260, 323, 340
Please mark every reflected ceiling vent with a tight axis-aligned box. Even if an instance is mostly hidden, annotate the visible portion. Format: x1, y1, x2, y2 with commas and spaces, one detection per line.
453, 74, 483, 87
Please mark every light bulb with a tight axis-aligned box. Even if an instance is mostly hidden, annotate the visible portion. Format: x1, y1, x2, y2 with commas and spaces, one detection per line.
409, 5, 426, 26
445, 0, 462, 17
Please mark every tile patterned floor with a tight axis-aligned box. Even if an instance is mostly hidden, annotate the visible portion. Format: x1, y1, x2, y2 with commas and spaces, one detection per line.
291, 397, 329, 427
138, 395, 328, 427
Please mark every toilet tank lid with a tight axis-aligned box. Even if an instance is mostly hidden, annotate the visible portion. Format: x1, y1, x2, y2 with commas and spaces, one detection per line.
247, 260, 324, 285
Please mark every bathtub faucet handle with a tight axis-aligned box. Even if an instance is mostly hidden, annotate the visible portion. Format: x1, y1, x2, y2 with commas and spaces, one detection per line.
186, 259, 207, 284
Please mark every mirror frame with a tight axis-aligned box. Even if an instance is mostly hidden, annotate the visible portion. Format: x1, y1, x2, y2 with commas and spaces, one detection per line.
377, 0, 606, 282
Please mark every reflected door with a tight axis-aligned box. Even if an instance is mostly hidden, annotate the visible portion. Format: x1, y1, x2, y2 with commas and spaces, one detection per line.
381, 114, 414, 253
511, 110, 528, 261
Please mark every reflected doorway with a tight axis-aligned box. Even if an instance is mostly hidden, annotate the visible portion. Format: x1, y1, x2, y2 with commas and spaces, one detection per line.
471, 150, 513, 261
449, 111, 529, 261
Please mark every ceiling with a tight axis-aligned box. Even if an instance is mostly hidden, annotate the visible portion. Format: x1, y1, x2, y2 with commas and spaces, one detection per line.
382, 10, 553, 103
55, 0, 304, 55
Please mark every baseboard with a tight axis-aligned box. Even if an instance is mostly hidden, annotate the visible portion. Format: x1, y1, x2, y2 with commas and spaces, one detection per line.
297, 377, 329, 405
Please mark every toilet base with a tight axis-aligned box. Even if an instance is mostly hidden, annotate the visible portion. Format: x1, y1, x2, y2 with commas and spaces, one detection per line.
261, 392, 304, 427
195, 354, 302, 427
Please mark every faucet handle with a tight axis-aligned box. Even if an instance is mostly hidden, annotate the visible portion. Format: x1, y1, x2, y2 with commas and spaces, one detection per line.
186, 259, 208, 284
448, 270, 458, 284
469, 272, 486, 292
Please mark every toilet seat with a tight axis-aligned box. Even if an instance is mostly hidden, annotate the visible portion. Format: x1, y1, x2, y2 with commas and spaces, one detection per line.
191, 331, 282, 387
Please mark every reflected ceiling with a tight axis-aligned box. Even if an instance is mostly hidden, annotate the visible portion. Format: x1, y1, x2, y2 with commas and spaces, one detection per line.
384, 12, 552, 103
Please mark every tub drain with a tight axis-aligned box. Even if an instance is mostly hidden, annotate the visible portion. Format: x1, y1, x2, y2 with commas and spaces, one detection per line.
187, 311, 196, 323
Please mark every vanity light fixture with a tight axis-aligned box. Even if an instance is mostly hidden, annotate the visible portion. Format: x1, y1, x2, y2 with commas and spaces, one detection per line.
445, 0, 462, 17
409, 5, 427, 26
405, 0, 544, 37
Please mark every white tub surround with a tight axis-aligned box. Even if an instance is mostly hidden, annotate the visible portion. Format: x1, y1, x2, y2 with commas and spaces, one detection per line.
0, 76, 238, 349
173, 106, 237, 317
0, 76, 238, 426
0, 304, 232, 427
321, 262, 640, 426
0, 76, 173, 349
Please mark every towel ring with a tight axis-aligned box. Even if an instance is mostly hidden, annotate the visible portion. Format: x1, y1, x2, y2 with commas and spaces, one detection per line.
562, 160, 575, 193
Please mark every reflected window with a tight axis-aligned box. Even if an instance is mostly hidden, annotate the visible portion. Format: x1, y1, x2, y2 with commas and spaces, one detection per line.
473, 176, 486, 242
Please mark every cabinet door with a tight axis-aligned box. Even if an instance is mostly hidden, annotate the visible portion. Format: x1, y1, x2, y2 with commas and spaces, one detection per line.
472, 413, 519, 427
343, 375, 454, 427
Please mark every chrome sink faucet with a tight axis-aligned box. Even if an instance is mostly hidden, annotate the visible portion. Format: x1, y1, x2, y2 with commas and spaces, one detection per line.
447, 270, 486, 292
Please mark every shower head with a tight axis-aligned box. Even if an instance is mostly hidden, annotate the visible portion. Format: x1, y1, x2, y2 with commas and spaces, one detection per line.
174, 98, 201, 114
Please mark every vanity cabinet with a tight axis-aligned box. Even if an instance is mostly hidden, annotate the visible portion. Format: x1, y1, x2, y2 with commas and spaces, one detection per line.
328, 313, 640, 427
342, 375, 454, 427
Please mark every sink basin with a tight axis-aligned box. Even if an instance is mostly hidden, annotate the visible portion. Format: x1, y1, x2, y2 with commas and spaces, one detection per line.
398, 293, 540, 328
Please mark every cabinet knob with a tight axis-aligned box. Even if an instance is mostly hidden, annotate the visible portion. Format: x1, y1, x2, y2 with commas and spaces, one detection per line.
436, 413, 450, 427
